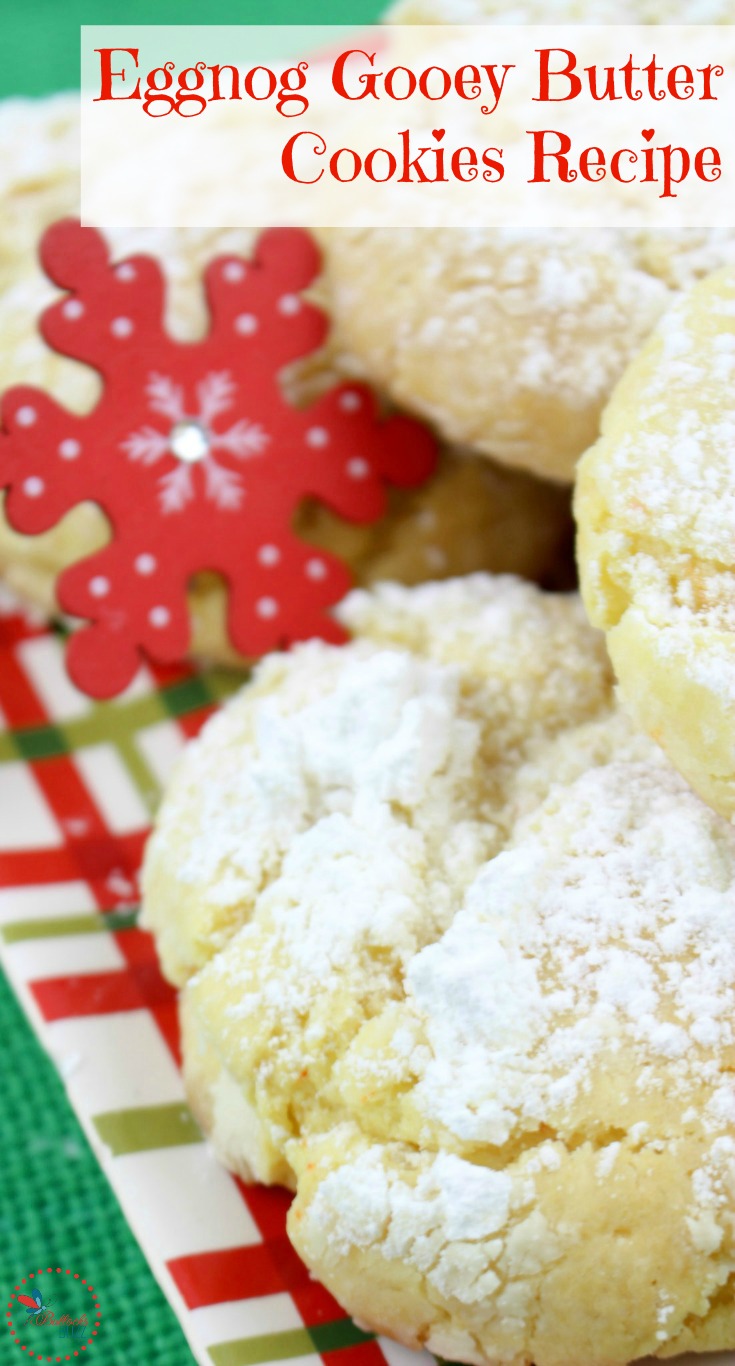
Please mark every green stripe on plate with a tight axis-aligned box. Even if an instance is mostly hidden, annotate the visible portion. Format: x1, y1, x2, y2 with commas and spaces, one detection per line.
160, 675, 217, 717
14, 723, 68, 760
93, 1102, 201, 1155
0, 664, 241, 771
60, 692, 167, 748
208, 1328, 314, 1366
309, 1320, 373, 1353
0, 732, 20, 763
194, 667, 246, 704
208, 1319, 374, 1366
111, 731, 161, 816
1, 908, 139, 943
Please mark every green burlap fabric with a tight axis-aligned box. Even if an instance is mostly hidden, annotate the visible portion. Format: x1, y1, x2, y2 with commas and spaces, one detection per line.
0, 968, 196, 1363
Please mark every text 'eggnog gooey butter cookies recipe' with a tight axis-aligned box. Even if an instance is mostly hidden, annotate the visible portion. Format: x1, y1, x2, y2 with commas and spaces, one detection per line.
141, 576, 735, 1366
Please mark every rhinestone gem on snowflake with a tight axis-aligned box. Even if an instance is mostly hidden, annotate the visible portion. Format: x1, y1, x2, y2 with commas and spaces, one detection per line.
122, 371, 269, 513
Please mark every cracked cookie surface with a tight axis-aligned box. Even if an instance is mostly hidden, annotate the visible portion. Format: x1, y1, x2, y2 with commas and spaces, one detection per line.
319, 0, 735, 483
575, 267, 735, 820
142, 576, 735, 1366
321, 226, 735, 485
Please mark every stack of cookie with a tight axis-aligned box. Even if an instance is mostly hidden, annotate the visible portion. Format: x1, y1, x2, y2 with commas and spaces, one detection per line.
139, 3, 733, 1362
2, 1, 735, 1362
142, 265, 734, 1365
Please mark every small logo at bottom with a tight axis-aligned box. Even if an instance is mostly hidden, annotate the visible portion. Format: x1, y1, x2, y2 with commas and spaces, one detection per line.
6, 1268, 102, 1359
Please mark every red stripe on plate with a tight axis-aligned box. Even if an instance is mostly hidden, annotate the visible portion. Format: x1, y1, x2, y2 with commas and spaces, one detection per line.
113, 926, 183, 1066
169, 1184, 346, 1319
114, 925, 161, 967
147, 657, 195, 689
31, 962, 176, 1021
150, 1000, 182, 1068
176, 707, 217, 740
0, 641, 48, 726
0, 611, 46, 649
29, 754, 147, 904
327, 1344, 387, 1366
0, 846, 76, 886
32, 752, 109, 836
167, 1242, 288, 1309
0, 831, 147, 898
234, 1178, 292, 1239
291, 1277, 345, 1327
166, 1223, 345, 1319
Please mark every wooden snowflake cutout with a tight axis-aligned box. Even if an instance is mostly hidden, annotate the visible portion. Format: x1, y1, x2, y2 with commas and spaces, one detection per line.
0, 221, 436, 698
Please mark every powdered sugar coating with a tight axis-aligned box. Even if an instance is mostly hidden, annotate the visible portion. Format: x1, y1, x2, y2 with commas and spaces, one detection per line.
576, 268, 735, 818
322, 0, 735, 483
401, 758, 734, 1145
323, 222, 735, 484
143, 576, 735, 1365
323, 226, 673, 482
143, 576, 611, 982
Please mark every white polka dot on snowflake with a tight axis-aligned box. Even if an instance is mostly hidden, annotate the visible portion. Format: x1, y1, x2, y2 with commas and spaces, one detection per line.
223, 261, 246, 283
59, 439, 81, 460
306, 427, 329, 449
62, 299, 84, 320
347, 457, 370, 480
339, 391, 361, 413
89, 576, 110, 598
258, 545, 281, 568
23, 476, 44, 497
278, 294, 300, 316
234, 313, 258, 336
16, 406, 37, 427
149, 606, 171, 628
306, 559, 327, 581
111, 317, 134, 339
135, 554, 157, 576
256, 596, 279, 619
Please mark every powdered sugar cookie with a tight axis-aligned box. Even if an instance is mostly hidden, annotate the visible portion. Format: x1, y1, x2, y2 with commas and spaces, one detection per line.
141, 576, 735, 1364
0, 95, 79, 290
576, 267, 735, 821
322, 224, 735, 483
319, 1, 735, 483
323, 227, 677, 482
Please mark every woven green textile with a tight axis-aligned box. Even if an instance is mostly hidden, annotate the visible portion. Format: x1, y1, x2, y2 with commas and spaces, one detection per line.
0, 967, 196, 1364
2, 0, 384, 97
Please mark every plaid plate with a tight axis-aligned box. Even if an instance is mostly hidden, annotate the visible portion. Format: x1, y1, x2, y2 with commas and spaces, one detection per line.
0, 590, 404, 1366
0, 587, 728, 1366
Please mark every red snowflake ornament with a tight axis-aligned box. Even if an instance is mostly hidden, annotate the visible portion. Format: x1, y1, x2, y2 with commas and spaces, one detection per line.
0, 222, 437, 698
